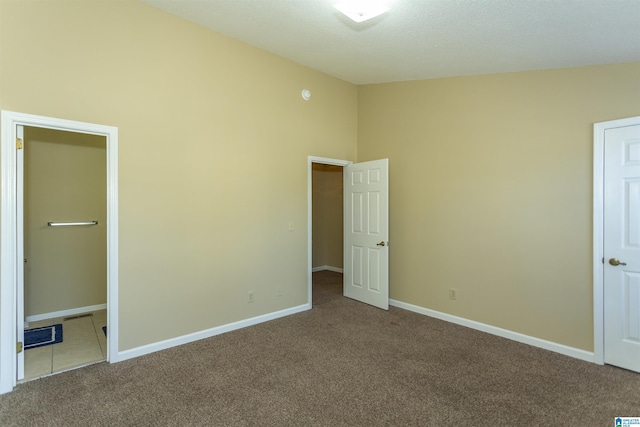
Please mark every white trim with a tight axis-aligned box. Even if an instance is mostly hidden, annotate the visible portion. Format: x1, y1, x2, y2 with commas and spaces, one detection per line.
0, 110, 119, 394
25, 304, 107, 323
117, 303, 310, 361
15, 125, 24, 380
307, 156, 351, 308
0, 114, 18, 394
311, 265, 344, 273
592, 115, 640, 366
593, 120, 606, 365
390, 299, 595, 363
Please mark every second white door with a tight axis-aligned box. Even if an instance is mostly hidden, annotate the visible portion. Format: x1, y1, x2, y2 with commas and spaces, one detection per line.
343, 159, 389, 310
603, 121, 640, 373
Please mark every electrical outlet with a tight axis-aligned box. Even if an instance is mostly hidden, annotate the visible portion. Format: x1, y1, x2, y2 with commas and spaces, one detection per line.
248, 291, 254, 303
277, 288, 283, 297
288, 220, 295, 231
449, 288, 457, 300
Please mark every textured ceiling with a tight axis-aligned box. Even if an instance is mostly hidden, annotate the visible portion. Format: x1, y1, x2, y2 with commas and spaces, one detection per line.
141, 0, 640, 85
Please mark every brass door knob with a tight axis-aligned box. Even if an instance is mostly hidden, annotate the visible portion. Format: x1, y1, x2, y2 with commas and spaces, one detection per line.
609, 258, 627, 266
376, 241, 386, 247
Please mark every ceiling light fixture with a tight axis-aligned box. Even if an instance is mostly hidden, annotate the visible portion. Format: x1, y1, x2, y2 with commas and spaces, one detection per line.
333, 0, 391, 23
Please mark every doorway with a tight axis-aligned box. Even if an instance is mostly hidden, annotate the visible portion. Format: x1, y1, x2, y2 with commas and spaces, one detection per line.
0, 110, 119, 394
311, 163, 345, 274
22, 127, 107, 381
593, 115, 640, 373
307, 157, 350, 306
307, 156, 390, 310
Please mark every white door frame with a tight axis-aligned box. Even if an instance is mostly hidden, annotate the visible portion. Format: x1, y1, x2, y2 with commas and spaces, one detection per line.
0, 110, 119, 394
307, 156, 351, 306
593, 115, 639, 365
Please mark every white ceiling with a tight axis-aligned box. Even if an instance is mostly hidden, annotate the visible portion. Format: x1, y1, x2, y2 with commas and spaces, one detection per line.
141, 0, 640, 85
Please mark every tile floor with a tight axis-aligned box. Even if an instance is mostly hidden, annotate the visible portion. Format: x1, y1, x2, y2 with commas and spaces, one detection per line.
21, 309, 107, 382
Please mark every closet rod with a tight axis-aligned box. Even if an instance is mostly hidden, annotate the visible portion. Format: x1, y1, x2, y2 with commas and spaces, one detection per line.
47, 221, 98, 227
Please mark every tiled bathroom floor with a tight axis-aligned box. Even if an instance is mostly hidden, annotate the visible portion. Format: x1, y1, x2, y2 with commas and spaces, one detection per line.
21, 309, 107, 382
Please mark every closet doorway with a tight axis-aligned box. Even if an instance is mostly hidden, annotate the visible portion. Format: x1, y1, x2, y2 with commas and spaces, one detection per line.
307, 155, 390, 309
307, 156, 349, 305
311, 162, 345, 274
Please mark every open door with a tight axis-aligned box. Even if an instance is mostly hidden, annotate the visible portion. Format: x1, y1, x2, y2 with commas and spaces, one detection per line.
602, 120, 640, 373
343, 159, 389, 310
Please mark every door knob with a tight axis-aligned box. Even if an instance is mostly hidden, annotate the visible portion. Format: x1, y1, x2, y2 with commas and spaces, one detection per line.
609, 258, 627, 266
376, 241, 386, 247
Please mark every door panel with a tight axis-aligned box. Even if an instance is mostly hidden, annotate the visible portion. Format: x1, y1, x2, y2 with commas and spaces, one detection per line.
351, 246, 363, 287
344, 159, 389, 310
604, 124, 640, 372
623, 273, 640, 340
368, 248, 380, 291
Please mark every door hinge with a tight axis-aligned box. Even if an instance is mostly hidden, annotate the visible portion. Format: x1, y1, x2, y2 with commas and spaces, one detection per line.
16, 138, 23, 150
16, 342, 23, 353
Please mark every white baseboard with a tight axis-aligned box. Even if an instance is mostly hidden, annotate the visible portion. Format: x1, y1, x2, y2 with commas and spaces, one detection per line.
25, 303, 107, 323
389, 299, 595, 363
312, 265, 344, 273
116, 303, 311, 362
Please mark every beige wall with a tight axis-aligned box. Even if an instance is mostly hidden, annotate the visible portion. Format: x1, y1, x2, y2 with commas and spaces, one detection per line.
24, 127, 107, 317
2, 0, 639, 357
0, 0, 357, 350
312, 164, 343, 269
358, 62, 640, 351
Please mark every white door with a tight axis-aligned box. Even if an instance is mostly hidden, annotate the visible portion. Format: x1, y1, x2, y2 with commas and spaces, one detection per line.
343, 159, 389, 310
604, 122, 640, 373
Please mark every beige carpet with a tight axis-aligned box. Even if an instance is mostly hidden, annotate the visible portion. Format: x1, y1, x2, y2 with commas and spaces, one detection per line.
1, 270, 638, 426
